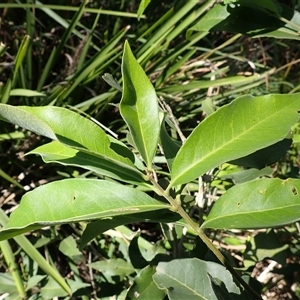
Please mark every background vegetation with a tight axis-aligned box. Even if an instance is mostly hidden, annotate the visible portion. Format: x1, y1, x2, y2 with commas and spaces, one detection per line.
1, 0, 300, 299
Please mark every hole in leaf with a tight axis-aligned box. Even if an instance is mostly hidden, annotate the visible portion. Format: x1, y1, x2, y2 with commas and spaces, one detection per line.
292, 186, 298, 196
168, 287, 174, 292
237, 202, 241, 207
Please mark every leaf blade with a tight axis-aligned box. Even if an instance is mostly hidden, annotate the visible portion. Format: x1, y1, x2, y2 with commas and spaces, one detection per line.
0, 104, 146, 183
120, 41, 160, 169
202, 178, 300, 229
170, 93, 300, 186
29, 141, 147, 185
153, 258, 240, 300
0, 179, 170, 240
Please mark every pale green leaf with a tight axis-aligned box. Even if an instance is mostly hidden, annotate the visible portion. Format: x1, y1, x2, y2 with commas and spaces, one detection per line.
26, 275, 47, 290
153, 258, 240, 300
0, 273, 18, 293
88, 258, 135, 277
170, 93, 300, 186
127, 266, 166, 300
120, 41, 160, 169
137, 0, 151, 19
59, 236, 82, 260
202, 178, 300, 229
0, 179, 171, 240
40, 277, 89, 299
9, 89, 46, 97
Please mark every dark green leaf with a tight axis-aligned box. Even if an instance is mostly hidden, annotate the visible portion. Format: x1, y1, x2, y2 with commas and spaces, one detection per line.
243, 230, 289, 269
189, 2, 300, 40
129, 235, 150, 269
79, 210, 180, 249
219, 167, 273, 184
159, 119, 181, 171
229, 138, 292, 169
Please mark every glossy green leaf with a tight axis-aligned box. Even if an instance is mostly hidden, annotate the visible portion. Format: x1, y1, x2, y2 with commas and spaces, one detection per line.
170, 93, 300, 186
153, 258, 240, 300
29, 141, 147, 184
0, 179, 171, 241
202, 178, 300, 229
127, 266, 166, 300
0, 104, 147, 184
120, 41, 160, 169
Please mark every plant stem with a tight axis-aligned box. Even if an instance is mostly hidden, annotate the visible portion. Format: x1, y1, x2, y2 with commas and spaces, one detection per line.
149, 177, 262, 300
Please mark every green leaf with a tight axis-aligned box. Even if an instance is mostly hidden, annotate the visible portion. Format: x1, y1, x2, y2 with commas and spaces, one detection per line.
40, 277, 89, 299
236, 0, 282, 17
79, 210, 180, 249
229, 138, 292, 169
152, 258, 240, 300
0, 104, 147, 184
170, 93, 300, 186
137, 0, 151, 19
29, 141, 147, 185
0, 273, 18, 294
88, 258, 135, 278
58, 236, 83, 260
0, 35, 30, 103
9, 89, 46, 97
102, 73, 122, 92
189, 2, 300, 40
0, 179, 171, 241
202, 178, 300, 229
128, 235, 150, 269
127, 266, 166, 300
219, 167, 273, 184
160, 119, 181, 172
243, 229, 289, 269
120, 41, 160, 170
